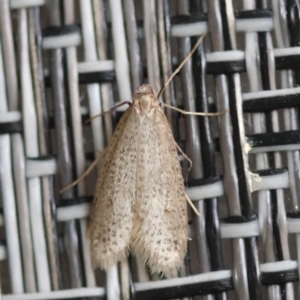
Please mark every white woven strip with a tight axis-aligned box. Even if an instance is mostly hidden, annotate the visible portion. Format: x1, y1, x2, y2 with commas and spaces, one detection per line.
135, 270, 232, 291
287, 218, 300, 234
243, 86, 300, 101
78, 60, 115, 73
106, 266, 121, 300
19, 9, 50, 292
235, 18, 273, 32
171, 22, 207, 37
186, 181, 224, 201
249, 144, 300, 154
251, 171, 289, 191
0, 29, 24, 293
171, 18, 273, 37
2, 288, 105, 300
80, 0, 104, 152
0, 135, 24, 292
10, 0, 44, 9
56, 203, 90, 222
206, 50, 245, 62
0, 111, 21, 122
220, 220, 260, 239
274, 46, 300, 57
25, 158, 57, 178
43, 32, 81, 49
260, 260, 298, 272
108, 0, 132, 103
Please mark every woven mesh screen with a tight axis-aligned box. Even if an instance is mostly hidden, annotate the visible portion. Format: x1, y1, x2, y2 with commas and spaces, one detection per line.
1, 0, 300, 299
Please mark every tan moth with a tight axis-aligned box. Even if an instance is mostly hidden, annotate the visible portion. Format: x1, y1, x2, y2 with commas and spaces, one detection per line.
88, 83, 188, 276
61, 34, 223, 276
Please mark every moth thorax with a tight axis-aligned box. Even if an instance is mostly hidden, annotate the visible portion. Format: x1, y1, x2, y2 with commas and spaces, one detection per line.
134, 84, 159, 115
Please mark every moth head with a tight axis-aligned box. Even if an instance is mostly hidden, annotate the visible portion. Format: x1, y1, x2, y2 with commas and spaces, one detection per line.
133, 84, 159, 115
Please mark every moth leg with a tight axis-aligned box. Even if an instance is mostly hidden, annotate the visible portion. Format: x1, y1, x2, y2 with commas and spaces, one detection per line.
185, 193, 200, 216
59, 153, 103, 194
85, 101, 132, 124
162, 102, 227, 116
175, 142, 192, 172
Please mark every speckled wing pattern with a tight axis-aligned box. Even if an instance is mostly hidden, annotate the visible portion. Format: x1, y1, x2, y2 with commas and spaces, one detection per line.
88, 98, 188, 276
131, 107, 188, 276
88, 106, 140, 268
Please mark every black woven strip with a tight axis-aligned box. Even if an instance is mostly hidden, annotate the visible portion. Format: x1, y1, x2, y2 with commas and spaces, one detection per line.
44, 76, 51, 88
85, 152, 96, 162
243, 92, 300, 113
46, 72, 116, 87
198, 56, 300, 74
27, 155, 55, 161
0, 240, 5, 246
275, 55, 300, 70
222, 214, 258, 223
31, 297, 103, 300
256, 2, 286, 297
48, 115, 89, 129
260, 269, 299, 285
191, 31, 225, 292
192, 45, 216, 176
171, 9, 272, 25
287, 211, 300, 218
258, 34, 271, 90
247, 130, 300, 147
78, 71, 116, 84
235, 9, 273, 19
45, 71, 116, 88
287, 0, 300, 84
0, 121, 22, 134
271, 186, 285, 258
42, 24, 80, 37
57, 196, 93, 207
134, 278, 233, 300
174, 60, 246, 75
179, 55, 300, 75
187, 176, 221, 187
190, 55, 300, 75
189, 0, 203, 13
203, 56, 300, 74
45, 56, 300, 85
171, 13, 207, 24
287, 1, 300, 47
255, 168, 288, 176
219, 1, 260, 299
82, 114, 91, 125
207, 60, 246, 74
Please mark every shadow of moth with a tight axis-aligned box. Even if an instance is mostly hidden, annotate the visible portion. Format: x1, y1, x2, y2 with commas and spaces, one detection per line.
88, 84, 187, 277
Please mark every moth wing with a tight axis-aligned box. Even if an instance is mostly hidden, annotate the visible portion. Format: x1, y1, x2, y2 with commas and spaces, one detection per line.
131, 108, 188, 276
88, 106, 140, 269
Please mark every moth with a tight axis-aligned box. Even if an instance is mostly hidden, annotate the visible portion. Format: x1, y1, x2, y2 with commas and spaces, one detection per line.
88, 84, 188, 277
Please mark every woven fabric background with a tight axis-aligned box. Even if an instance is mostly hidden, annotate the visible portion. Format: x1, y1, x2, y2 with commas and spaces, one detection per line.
1, 0, 300, 299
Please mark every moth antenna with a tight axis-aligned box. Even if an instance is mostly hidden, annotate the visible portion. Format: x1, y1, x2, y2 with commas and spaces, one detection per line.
84, 101, 131, 125
162, 103, 227, 116
185, 193, 200, 216
176, 142, 192, 172
59, 153, 103, 194
157, 34, 206, 99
